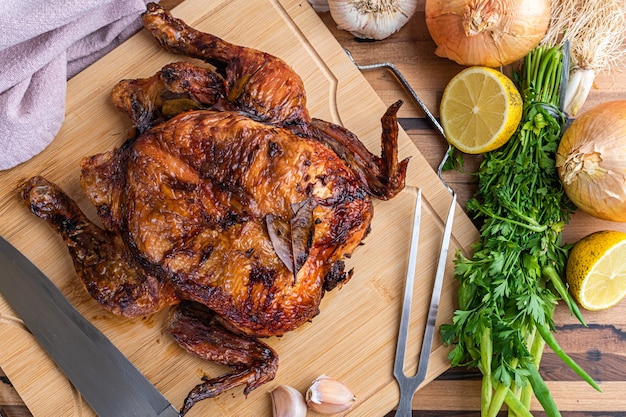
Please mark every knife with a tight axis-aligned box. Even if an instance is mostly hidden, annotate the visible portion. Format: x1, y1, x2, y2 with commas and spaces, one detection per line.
0, 236, 180, 417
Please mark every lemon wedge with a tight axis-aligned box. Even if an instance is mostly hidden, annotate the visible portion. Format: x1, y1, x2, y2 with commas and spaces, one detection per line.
440, 66, 522, 154
566, 230, 626, 311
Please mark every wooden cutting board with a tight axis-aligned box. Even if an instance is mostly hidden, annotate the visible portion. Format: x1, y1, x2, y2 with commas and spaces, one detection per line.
0, 1, 479, 416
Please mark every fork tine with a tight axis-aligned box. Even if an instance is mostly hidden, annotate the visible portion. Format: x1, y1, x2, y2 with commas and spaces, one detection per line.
393, 189, 422, 416
393, 188, 421, 378
414, 192, 456, 383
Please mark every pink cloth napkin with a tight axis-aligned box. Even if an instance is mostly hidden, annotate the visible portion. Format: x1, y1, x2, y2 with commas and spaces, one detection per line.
0, 0, 153, 170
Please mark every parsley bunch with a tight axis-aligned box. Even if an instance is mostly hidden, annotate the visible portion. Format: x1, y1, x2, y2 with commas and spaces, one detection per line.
441, 46, 600, 417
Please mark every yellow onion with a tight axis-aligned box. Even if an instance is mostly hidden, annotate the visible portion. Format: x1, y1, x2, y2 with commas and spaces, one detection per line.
556, 101, 626, 222
425, 0, 551, 67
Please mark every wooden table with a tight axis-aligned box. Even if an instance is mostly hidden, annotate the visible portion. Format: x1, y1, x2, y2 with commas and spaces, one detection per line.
2, 1, 625, 416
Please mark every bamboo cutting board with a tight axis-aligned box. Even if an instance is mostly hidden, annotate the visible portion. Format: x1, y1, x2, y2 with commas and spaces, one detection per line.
0, 1, 479, 416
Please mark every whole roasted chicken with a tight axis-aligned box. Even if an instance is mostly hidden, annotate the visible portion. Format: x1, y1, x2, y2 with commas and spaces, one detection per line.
20, 3, 408, 415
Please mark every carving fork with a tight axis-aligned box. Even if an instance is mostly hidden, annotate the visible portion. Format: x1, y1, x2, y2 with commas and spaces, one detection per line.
343, 48, 457, 414
394, 188, 456, 416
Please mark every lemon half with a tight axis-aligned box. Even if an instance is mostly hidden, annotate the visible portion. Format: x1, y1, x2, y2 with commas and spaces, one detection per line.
440, 66, 522, 154
566, 230, 626, 311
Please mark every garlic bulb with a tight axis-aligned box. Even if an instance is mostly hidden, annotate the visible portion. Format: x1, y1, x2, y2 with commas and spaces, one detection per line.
308, 0, 330, 13
328, 0, 418, 40
305, 375, 356, 414
270, 385, 307, 417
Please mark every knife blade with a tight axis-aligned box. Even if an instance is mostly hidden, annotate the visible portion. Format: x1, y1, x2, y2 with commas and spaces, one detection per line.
0, 236, 180, 417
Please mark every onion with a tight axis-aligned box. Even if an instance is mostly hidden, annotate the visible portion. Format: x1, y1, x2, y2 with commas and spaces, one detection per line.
556, 101, 626, 222
424, 0, 551, 67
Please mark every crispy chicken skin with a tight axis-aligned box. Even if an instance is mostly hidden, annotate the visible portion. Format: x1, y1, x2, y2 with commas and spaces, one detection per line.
21, 176, 179, 317
20, 3, 408, 415
80, 109, 373, 337
141, 2, 310, 128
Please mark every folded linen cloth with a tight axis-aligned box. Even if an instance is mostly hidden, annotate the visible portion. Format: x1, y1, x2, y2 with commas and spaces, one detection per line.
0, 0, 153, 170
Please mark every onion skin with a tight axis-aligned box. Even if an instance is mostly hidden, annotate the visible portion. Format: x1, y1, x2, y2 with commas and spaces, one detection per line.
425, 0, 551, 67
556, 100, 626, 222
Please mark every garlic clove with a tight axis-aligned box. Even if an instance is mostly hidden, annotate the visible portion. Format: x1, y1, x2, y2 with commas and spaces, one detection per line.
305, 375, 356, 414
270, 385, 308, 417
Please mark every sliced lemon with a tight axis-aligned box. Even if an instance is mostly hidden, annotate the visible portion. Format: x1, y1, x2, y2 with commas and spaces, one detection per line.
440, 66, 522, 154
566, 230, 626, 311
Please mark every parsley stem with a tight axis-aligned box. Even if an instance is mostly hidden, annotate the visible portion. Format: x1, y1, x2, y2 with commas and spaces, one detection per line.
525, 328, 545, 408
471, 204, 547, 233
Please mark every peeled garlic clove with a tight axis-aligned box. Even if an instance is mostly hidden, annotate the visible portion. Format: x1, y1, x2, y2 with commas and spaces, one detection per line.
328, 0, 418, 40
270, 385, 307, 417
305, 375, 356, 414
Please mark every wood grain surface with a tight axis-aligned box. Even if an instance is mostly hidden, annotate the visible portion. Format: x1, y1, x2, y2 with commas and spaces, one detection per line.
2, 0, 626, 416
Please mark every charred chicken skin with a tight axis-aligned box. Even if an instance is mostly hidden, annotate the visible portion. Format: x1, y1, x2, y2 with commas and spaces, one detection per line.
20, 3, 408, 415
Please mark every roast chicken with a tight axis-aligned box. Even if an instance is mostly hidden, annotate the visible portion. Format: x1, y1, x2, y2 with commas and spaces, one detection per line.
20, 3, 408, 415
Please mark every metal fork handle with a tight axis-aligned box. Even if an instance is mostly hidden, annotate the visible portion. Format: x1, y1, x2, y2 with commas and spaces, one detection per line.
343, 48, 453, 193
393, 192, 456, 417
343, 48, 444, 139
